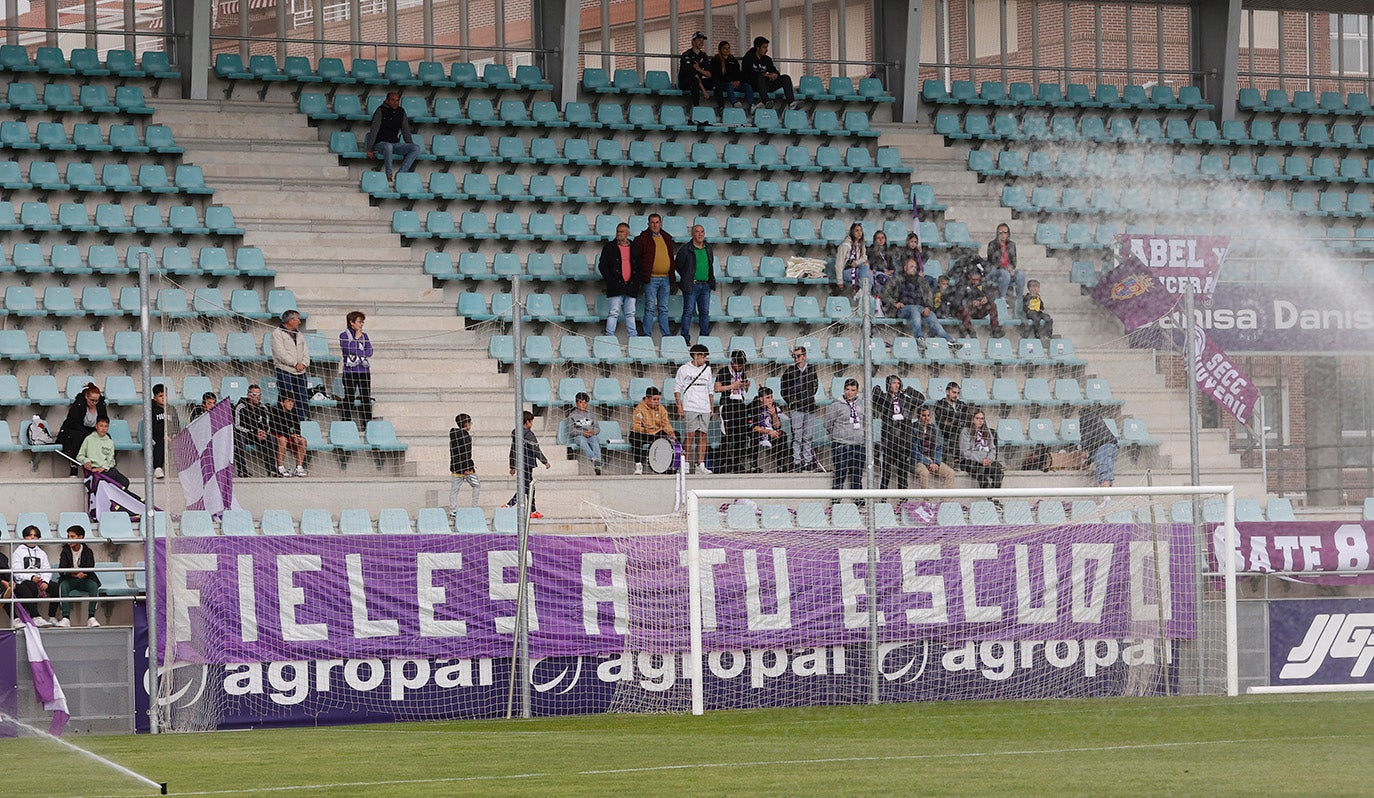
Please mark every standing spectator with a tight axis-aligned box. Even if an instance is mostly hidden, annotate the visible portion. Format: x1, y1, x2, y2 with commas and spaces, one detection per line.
150, 383, 167, 479
339, 311, 374, 425
12, 525, 52, 627
268, 395, 307, 478
836, 222, 868, 292
365, 91, 419, 183
567, 392, 603, 476
711, 40, 756, 110
0, 547, 10, 626
824, 378, 865, 492
54, 525, 100, 627
714, 350, 752, 473
1022, 279, 1054, 346
78, 416, 129, 488
986, 223, 1027, 314
747, 387, 787, 473
674, 343, 715, 475
57, 382, 107, 476
932, 381, 972, 470
599, 222, 642, 339
959, 410, 1005, 490
678, 31, 715, 105
1080, 408, 1119, 488
953, 269, 1004, 338
507, 411, 552, 518
630, 386, 677, 476
448, 413, 480, 512
271, 309, 310, 420
912, 406, 957, 489
780, 345, 820, 472
189, 392, 217, 421
234, 384, 271, 477
674, 223, 716, 343
741, 36, 798, 109
633, 214, 676, 340
882, 258, 959, 347
872, 376, 924, 490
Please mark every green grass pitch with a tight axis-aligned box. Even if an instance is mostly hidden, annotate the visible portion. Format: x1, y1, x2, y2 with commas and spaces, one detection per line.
18, 693, 1373, 797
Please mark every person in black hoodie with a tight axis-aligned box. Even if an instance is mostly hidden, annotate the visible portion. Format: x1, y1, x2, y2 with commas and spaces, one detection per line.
507, 411, 551, 518
740, 36, 796, 109
448, 413, 479, 512
710, 40, 756, 110
57, 382, 108, 476
872, 376, 925, 490
598, 221, 643, 338
677, 31, 715, 105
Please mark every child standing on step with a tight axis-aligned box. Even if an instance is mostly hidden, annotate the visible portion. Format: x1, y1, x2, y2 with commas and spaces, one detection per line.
448, 413, 480, 514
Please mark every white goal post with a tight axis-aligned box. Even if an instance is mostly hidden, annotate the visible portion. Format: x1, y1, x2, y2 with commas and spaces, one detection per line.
682, 486, 1238, 716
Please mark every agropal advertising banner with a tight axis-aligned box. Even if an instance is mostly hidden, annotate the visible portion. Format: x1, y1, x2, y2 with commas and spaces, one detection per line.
147, 528, 1198, 728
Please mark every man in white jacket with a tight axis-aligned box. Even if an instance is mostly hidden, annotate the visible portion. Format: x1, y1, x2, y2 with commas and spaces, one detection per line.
271, 309, 311, 420
12, 525, 53, 627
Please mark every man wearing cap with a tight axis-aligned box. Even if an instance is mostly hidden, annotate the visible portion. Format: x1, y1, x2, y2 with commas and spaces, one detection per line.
271, 309, 311, 420
678, 32, 715, 105
741, 36, 798, 109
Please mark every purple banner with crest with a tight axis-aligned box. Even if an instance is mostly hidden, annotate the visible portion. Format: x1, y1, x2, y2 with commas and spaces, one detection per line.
158, 526, 1197, 666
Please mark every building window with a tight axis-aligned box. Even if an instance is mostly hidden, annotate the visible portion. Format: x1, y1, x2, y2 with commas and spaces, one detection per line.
972, 0, 1017, 60
1331, 14, 1371, 76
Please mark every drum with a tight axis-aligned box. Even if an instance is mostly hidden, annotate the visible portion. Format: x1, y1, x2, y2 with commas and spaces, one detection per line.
647, 437, 683, 474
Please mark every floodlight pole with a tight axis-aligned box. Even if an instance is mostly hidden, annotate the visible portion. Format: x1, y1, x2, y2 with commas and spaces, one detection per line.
138, 250, 160, 734
861, 274, 879, 705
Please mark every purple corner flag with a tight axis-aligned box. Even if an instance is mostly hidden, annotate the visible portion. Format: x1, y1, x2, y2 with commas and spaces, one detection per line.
172, 399, 241, 518
14, 605, 69, 736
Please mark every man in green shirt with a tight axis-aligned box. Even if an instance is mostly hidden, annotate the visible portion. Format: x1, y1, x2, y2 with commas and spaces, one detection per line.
673, 224, 716, 344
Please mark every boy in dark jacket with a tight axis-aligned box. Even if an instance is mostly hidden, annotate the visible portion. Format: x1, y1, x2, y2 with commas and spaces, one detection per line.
448, 413, 479, 513
507, 411, 551, 518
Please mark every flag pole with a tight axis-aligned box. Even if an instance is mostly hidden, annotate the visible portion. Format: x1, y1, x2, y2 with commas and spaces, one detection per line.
138, 250, 160, 734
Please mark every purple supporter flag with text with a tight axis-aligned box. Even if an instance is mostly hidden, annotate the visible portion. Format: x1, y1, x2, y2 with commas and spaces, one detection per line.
1192, 327, 1260, 427
14, 605, 69, 735
173, 399, 240, 518
1090, 252, 1183, 331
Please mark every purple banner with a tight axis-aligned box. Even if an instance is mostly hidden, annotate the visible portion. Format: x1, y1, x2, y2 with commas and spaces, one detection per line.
1192, 328, 1260, 427
158, 526, 1198, 666
1154, 283, 1374, 353
0, 632, 16, 738
1212, 521, 1374, 584
1093, 235, 1231, 331
1268, 599, 1374, 687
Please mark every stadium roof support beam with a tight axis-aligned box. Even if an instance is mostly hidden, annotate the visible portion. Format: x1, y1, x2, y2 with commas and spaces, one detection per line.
1197, 0, 1243, 122
534, 0, 579, 108
875, 0, 921, 123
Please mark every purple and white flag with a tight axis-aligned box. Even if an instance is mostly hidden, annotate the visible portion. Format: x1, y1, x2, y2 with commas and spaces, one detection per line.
13, 605, 69, 736
84, 469, 152, 524
173, 399, 240, 518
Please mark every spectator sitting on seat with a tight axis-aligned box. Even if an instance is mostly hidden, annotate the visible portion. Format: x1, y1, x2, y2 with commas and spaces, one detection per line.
673, 343, 714, 475
12, 525, 52, 628
746, 387, 787, 473
953, 268, 1003, 338
57, 382, 107, 477
678, 31, 715, 105
882, 257, 959, 348
986, 223, 1028, 314
711, 41, 756, 110
54, 525, 100, 628
339, 310, 373, 425
932, 381, 972, 470
271, 309, 310, 420
365, 90, 419, 182
268, 395, 307, 478
448, 413, 479, 513
599, 221, 642, 339
930, 274, 953, 319
567, 392, 603, 476
900, 232, 935, 290
507, 411, 551, 518
150, 383, 167, 479
959, 410, 1005, 491
868, 230, 898, 297
633, 213, 676, 340
234, 384, 271, 477
912, 406, 957, 489
1080, 407, 1119, 488
630, 386, 677, 476
189, 391, 217, 420
78, 416, 129, 489
1022, 279, 1054, 346
741, 36, 798, 109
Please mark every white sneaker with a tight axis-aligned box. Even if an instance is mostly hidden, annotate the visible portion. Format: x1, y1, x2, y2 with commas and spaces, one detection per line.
153, 467, 165, 479
87, 617, 101, 627
295, 465, 307, 477
634, 463, 643, 475
697, 463, 712, 475
682, 463, 693, 475
55, 618, 70, 628
34, 617, 51, 628
277, 465, 291, 478
12, 619, 23, 629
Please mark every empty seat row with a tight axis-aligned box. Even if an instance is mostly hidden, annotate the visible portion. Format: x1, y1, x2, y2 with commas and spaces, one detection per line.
1014, 184, 1374, 221
1, 81, 153, 115
0, 161, 210, 196
1, 285, 296, 321
0, 243, 271, 277
972, 147, 1374, 186
0, 328, 297, 365
584, 67, 894, 104
938, 112, 1367, 151
490, 332, 1084, 371
217, 53, 548, 93
362, 169, 917, 213
0, 45, 177, 80
1238, 87, 1373, 118
0, 119, 181, 154
328, 130, 911, 177
0, 201, 243, 237
922, 79, 1211, 113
